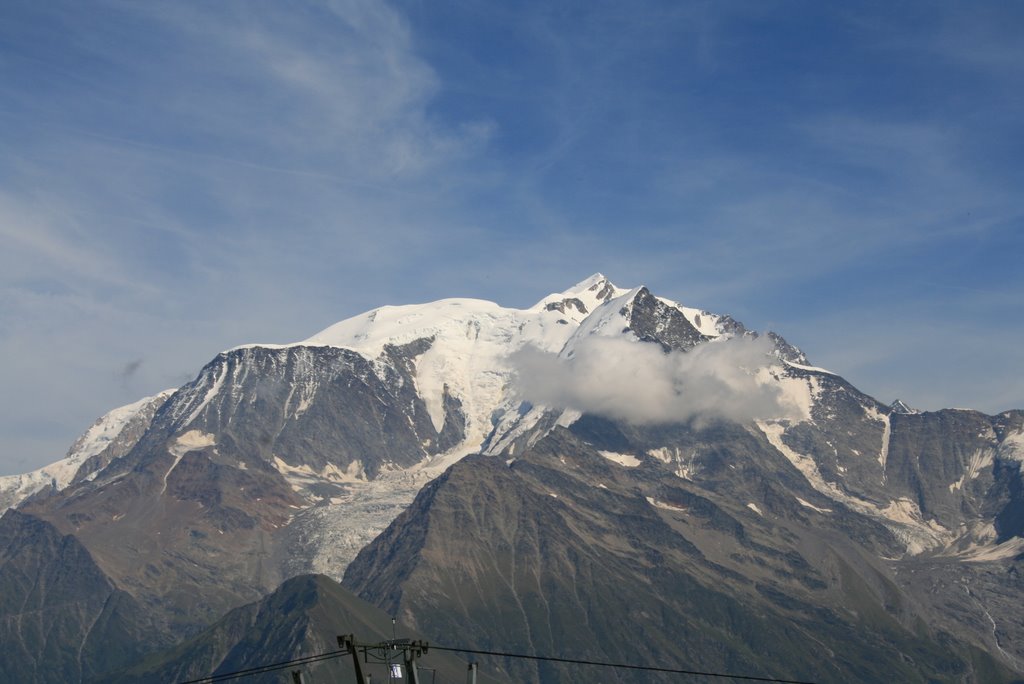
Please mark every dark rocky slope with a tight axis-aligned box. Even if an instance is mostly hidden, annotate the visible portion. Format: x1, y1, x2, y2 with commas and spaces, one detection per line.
344, 424, 1021, 683
108, 573, 509, 684
0, 510, 169, 683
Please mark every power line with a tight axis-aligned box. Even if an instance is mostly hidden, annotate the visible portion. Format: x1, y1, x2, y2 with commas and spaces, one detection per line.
429, 644, 818, 683
178, 648, 350, 684
177, 638, 819, 684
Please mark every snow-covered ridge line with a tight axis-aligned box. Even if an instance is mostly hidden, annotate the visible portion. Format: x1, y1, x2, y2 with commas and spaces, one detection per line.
229, 274, 629, 355
214, 275, 638, 456
783, 359, 836, 375
0, 389, 175, 511
69, 389, 175, 464
653, 295, 724, 338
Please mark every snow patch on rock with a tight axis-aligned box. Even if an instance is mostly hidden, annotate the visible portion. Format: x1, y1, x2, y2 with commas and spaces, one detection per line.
795, 497, 832, 513
759, 421, 955, 555
598, 451, 641, 467
997, 431, 1024, 463
648, 446, 698, 480
646, 496, 686, 512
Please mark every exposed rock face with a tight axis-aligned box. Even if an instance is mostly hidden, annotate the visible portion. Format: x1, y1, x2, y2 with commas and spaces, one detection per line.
16, 340, 471, 634
620, 286, 710, 351
162, 342, 463, 479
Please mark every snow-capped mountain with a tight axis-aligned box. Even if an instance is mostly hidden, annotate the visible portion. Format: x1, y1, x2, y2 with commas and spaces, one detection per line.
4, 273, 1023, 683
10, 273, 1024, 572
7, 274, 816, 627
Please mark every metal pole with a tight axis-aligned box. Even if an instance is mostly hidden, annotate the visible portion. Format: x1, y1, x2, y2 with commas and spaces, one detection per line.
291, 671, 305, 684
337, 634, 366, 684
404, 652, 420, 684
389, 618, 397, 683
466, 662, 477, 684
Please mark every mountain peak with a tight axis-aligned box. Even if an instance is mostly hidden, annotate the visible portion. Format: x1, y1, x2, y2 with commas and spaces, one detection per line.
530, 273, 627, 315
562, 272, 619, 297
890, 399, 919, 415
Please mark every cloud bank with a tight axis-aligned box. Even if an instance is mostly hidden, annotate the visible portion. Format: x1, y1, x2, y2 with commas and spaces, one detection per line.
511, 336, 797, 426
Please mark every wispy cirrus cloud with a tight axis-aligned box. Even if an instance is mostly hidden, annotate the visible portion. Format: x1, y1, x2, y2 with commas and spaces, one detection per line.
113, 0, 493, 179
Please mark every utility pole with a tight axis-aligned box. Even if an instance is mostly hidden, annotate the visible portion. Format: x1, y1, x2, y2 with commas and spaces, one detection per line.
466, 662, 478, 684
337, 634, 366, 684
388, 618, 397, 683
402, 640, 425, 684
291, 671, 305, 684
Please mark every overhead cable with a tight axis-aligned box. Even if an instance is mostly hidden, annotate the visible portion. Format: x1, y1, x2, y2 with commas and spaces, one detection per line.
178, 640, 818, 684
431, 643, 818, 684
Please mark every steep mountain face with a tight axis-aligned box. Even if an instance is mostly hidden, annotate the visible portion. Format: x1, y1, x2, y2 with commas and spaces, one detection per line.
757, 370, 1024, 560
0, 510, 169, 683
164, 342, 464, 480
4, 273, 1023, 683
344, 423, 1021, 683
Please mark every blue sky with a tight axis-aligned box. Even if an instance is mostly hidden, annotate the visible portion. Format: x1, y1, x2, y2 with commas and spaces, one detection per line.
1, 1, 1022, 474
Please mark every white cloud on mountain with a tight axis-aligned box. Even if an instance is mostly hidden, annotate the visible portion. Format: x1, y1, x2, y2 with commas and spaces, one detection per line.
511, 335, 799, 426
